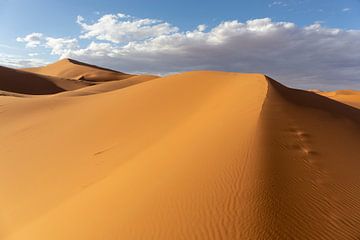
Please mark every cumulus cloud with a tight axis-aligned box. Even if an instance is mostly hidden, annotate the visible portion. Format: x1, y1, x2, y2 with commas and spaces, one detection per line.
16, 33, 43, 48
45, 37, 78, 55
77, 13, 178, 43
16, 14, 360, 90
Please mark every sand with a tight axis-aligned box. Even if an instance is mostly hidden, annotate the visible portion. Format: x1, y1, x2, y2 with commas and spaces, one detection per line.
0, 65, 88, 94
1, 61, 360, 239
317, 90, 360, 109
57, 74, 159, 97
22, 58, 135, 82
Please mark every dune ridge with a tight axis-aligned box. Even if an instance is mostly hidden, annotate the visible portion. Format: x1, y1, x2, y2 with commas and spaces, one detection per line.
1, 67, 360, 239
22, 58, 135, 82
317, 90, 360, 109
258, 78, 360, 239
57, 74, 159, 97
0, 65, 88, 94
1, 59, 154, 95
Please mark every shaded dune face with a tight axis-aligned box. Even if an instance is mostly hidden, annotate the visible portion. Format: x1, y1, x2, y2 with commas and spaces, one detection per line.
0, 59, 153, 95
318, 90, 360, 109
259, 78, 360, 239
1, 70, 360, 239
0, 66, 69, 94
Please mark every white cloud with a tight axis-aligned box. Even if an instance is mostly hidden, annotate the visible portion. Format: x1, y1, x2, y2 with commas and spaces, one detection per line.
269, 1, 288, 8
28, 53, 39, 57
76, 13, 178, 43
16, 14, 360, 90
0, 53, 49, 68
197, 24, 207, 32
16, 32, 43, 48
45, 37, 78, 56
342, 8, 351, 12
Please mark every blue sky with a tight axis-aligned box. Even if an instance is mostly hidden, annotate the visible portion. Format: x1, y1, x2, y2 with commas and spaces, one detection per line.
1, 0, 360, 89
1, 0, 358, 52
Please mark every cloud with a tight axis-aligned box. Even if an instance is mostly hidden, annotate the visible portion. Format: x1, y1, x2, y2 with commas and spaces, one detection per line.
0, 53, 49, 68
45, 37, 78, 55
16, 33, 43, 48
28, 53, 39, 57
342, 8, 351, 12
197, 24, 207, 32
268, 1, 288, 8
16, 14, 360, 90
77, 13, 178, 43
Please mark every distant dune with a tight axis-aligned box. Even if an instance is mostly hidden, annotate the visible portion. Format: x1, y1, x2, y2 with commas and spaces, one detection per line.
22, 58, 135, 82
1, 60, 360, 239
58, 74, 159, 97
317, 90, 360, 109
0, 59, 151, 95
0, 65, 88, 94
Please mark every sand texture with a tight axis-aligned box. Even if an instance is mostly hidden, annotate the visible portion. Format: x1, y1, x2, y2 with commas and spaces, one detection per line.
1, 61, 360, 239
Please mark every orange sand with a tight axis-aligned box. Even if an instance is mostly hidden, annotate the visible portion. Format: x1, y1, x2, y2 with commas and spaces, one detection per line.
1, 60, 360, 239
0, 65, 88, 94
22, 58, 134, 82
317, 90, 360, 109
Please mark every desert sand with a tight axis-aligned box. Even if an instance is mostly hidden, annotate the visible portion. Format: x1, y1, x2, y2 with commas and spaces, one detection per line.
0, 65, 88, 94
317, 90, 360, 109
1, 60, 360, 239
22, 58, 135, 82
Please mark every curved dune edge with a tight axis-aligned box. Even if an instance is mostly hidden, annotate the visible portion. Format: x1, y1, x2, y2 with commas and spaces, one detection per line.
0, 65, 88, 95
317, 90, 360, 109
1, 59, 157, 95
22, 58, 135, 82
1, 72, 360, 239
258, 78, 360, 239
56, 75, 159, 97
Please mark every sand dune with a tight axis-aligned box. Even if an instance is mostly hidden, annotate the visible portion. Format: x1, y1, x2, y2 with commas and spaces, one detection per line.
57, 74, 159, 97
317, 90, 360, 109
259, 78, 360, 239
0, 65, 88, 94
22, 58, 135, 82
2, 59, 153, 95
1, 67, 360, 239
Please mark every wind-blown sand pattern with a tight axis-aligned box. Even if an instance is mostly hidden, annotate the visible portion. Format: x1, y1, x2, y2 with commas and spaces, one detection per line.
1, 61, 360, 239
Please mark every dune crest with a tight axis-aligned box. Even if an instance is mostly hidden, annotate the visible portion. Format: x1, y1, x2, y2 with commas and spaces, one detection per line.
22, 58, 135, 82
317, 90, 360, 109
1, 68, 360, 239
1, 59, 156, 95
0, 65, 87, 94
258, 78, 360, 239
57, 74, 159, 97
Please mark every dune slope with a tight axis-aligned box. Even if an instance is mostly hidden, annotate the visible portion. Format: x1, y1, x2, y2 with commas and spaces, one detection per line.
1, 71, 360, 239
318, 90, 360, 109
57, 74, 159, 97
0, 71, 267, 239
22, 58, 134, 82
0, 66, 88, 94
258, 78, 360, 239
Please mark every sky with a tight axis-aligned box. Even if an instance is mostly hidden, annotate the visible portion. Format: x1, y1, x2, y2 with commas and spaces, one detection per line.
0, 0, 360, 90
